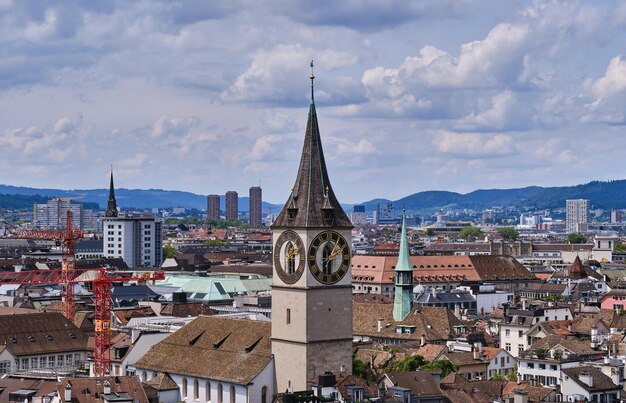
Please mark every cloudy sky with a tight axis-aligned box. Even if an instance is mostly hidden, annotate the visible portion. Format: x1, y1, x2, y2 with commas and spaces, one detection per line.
1, 0, 626, 204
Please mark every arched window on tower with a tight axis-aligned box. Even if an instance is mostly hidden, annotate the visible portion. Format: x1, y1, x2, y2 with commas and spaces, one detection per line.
206, 381, 211, 403
217, 384, 223, 403
261, 386, 267, 403
230, 385, 235, 403
182, 378, 188, 400
194, 379, 199, 400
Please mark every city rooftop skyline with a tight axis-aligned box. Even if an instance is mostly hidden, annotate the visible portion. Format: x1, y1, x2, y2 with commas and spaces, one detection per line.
1, 1, 626, 204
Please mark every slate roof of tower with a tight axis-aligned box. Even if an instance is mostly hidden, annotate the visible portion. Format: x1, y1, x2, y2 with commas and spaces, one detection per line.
395, 211, 412, 272
106, 169, 118, 217
272, 78, 352, 229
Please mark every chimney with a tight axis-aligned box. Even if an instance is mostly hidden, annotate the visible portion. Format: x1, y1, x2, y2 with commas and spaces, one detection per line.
420, 334, 426, 347
103, 380, 111, 395
522, 300, 526, 310
473, 343, 481, 360
64, 383, 72, 403
604, 356, 611, 365
513, 390, 529, 403
567, 322, 572, 333
578, 372, 593, 388
377, 318, 385, 333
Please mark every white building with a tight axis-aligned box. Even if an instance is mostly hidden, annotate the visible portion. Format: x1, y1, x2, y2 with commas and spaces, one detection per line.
135, 316, 274, 403
561, 366, 621, 402
34, 198, 95, 231
102, 214, 163, 268
500, 302, 572, 357
566, 199, 589, 233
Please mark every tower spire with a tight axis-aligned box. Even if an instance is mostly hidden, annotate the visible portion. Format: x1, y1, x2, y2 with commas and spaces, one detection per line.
105, 167, 118, 217
271, 63, 352, 229
310, 60, 315, 104
393, 209, 413, 321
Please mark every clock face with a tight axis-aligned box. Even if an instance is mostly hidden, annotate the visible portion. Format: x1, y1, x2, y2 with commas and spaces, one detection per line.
308, 230, 350, 285
274, 230, 306, 284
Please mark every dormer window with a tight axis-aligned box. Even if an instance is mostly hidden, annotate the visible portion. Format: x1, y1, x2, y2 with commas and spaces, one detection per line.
46, 335, 53, 341
28, 336, 35, 342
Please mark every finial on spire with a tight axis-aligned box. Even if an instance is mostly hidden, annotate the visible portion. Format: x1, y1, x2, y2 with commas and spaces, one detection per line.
310, 60, 315, 103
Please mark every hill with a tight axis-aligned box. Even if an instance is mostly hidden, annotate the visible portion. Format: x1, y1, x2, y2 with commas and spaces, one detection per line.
360, 180, 626, 212
1, 179, 626, 212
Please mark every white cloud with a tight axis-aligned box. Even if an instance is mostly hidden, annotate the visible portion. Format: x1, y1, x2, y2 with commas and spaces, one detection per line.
433, 131, 517, 158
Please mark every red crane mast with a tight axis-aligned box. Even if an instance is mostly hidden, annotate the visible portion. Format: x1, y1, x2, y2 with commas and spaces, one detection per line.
13, 209, 83, 319
0, 268, 165, 377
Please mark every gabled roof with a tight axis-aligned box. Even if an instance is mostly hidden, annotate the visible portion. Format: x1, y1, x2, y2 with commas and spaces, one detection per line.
562, 366, 621, 392
58, 376, 148, 403
271, 78, 351, 229
384, 371, 444, 398
144, 373, 179, 391
0, 312, 89, 356
134, 316, 272, 385
353, 303, 465, 341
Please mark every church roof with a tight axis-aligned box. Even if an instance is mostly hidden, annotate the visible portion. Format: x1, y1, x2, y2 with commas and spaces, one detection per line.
272, 70, 352, 229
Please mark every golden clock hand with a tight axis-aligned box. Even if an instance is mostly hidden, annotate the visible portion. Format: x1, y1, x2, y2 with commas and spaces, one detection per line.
329, 244, 346, 260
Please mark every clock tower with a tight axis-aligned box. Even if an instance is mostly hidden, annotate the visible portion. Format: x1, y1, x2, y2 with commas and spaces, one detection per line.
271, 64, 354, 392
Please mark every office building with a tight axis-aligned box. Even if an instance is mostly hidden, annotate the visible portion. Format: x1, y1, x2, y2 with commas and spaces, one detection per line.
34, 199, 95, 231
101, 171, 162, 267
207, 194, 220, 220
377, 202, 396, 224
225, 191, 238, 220
350, 205, 367, 225
249, 186, 262, 226
611, 210, 622, 224
566, 199, 589, 233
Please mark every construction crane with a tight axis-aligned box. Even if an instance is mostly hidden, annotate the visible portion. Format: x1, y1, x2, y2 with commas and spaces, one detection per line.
0, 267, 165, 377
13, 208, 83, 319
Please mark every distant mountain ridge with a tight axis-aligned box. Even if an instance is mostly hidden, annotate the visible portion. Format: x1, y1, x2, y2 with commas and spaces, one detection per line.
360, 180, 626, 211
0, 180, 625, 212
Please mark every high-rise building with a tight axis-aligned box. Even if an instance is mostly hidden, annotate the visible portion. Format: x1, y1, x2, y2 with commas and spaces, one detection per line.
225, 191, 238, 220
207, 194, 220, 221
271, 74, 353, 391
350, 205, 367, 225
611, 210, 622, 224
393, 211, 413, 321
34, 199, 94, 231
566, 199, 589, 233
249, 186, 262, 226
377, 202, 396, 224
101, 171, 162, 267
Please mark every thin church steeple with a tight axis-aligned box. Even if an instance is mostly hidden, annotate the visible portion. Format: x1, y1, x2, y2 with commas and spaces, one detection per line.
393, 210, 413, 321
105, 167, 118, 217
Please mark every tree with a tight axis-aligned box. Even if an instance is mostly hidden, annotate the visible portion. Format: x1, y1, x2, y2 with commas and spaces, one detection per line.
498, 227, 519, 241
567, 233, 587, 244
614, 243, 626, 252
458, 226, 483, 240
491, 372, 506, 381
163, 244, 176, 259
392, 355, 427, 372
507, 365, 518, 381
205, 239, 228, 247
424, 227, 435, 236
352, 357, 376, 381
422, 359, 459, 378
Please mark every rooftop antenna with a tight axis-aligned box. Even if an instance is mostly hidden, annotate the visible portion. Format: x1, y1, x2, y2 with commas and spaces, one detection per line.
310, 60, 315, 103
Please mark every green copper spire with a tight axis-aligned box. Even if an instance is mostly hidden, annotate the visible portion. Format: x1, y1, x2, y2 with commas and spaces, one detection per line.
393, 210, 413, 321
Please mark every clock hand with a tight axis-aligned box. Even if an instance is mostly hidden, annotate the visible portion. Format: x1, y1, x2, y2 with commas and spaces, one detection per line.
328, 244, 346, 260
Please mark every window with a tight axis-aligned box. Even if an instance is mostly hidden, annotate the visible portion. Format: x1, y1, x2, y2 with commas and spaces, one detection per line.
183, 378, 188, 399
550, 364, 558, 371
31, 358, 38, 369
230, 385, 235, 403
48, 356, 55, 367
518, 330, 523, 338
20, 358, 28, 370
505, 343, 511, 352
527, 363, 534, 369
261, 386, 267, 403
518, 345, 524, 356
0, 360, 10, 374
287, 308, 291, 324
66, 354, 73, 365
142, 371, 147, 381
194, 379, 199, 400
218, 384, 223, 403
505, 329, 510, 337
40, 357, 46, 368
500, 357, 505, 367
206, 381, 211, 403
539, 364, 546, 370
